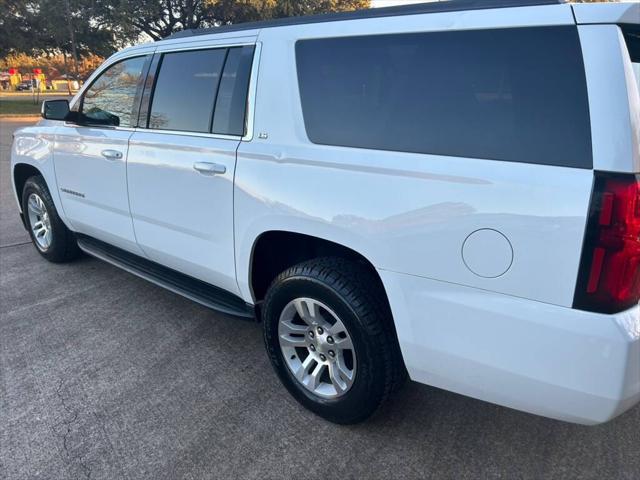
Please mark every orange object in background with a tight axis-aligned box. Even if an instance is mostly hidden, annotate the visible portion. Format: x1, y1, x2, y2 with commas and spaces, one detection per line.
8, 68, 21, 89
32, 69, 46, 91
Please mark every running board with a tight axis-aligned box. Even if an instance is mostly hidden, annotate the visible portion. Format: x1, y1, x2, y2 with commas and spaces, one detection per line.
76, 235, 255, 320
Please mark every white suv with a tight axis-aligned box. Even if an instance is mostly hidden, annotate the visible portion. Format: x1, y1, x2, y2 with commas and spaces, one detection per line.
11, 0, 640, 425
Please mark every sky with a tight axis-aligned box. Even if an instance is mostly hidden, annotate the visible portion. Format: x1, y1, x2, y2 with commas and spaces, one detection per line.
371, 0, 436, 7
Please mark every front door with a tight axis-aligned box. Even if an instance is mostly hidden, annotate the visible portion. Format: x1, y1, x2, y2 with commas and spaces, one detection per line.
127, 45, 255, 294
54, 55, 150, 254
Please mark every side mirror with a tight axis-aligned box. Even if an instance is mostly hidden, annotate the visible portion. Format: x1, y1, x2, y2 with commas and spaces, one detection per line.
41, 99, 71, 121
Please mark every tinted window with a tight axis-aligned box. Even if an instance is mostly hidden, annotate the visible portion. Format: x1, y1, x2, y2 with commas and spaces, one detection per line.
623, 26, 640, 93
212, 46, 255, 136
149, 49, 226, 132
82, 56, 147, 127
296, 27, 592, 168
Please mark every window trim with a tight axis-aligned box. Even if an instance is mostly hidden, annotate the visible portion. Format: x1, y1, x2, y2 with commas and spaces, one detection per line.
242, 42, 261, 142
209, 48, 231, 134
132, 56, 154, 128
74, 54, 152, 130
136, 53, 161, 129
137, 42, 260, 141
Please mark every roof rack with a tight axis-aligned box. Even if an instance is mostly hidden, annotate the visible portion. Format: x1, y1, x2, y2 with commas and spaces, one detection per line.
166, 0, 567, 40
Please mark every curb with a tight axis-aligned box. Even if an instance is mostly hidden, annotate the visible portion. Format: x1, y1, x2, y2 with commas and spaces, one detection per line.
0, 115, 40, 121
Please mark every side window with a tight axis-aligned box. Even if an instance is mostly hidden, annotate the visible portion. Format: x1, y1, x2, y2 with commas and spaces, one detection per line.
81, 56, 147, 127
212, 46, 255, 136
622, 25, 640, 93
149, 49, 227, 132
296, 27, 592, 169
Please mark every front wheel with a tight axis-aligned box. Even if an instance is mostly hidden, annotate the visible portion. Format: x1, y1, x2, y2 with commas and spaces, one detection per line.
263, 257, 406, 424
21, 175, 80, 263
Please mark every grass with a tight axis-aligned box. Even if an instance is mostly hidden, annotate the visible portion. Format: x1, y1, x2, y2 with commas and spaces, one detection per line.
0, 99, 42, 116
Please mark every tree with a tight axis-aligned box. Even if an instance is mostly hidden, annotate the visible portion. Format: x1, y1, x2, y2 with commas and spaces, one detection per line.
0, 0, 135, 93
0, 52, 103, 79
102, 0, 371, 41
0, 1, 35, 56
272, 0, 370, 18
101, 0, 219, 41
1, 0, 371, 83
1, 0, 132, 59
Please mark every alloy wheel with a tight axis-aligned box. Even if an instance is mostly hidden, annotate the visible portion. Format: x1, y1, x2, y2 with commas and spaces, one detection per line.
27, 193, 52, 250
278, 297, 357, 398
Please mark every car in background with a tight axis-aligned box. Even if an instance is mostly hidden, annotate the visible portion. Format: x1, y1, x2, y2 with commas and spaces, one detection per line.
15, 81, 33, 91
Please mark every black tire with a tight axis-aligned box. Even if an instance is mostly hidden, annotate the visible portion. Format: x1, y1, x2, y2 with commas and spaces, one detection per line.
263, 257, 406, 424
21, 175, 80, 263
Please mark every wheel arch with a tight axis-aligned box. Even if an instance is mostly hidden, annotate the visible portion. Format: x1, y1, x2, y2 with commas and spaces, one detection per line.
249, 230, 385, 304
12, 160, 74, 235
250, 230, 408, 387
13, 163, 44, 228
13, 163, 44, 207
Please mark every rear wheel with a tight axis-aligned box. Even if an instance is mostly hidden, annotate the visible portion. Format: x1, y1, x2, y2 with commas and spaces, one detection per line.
263, 257, 406, 424
21, 175, 80, 263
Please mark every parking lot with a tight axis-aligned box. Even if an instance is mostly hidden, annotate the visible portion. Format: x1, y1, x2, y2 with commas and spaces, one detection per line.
1, 117, 639, 479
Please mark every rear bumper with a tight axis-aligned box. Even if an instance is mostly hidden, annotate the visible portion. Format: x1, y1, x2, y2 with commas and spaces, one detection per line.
380, 269, 640, 425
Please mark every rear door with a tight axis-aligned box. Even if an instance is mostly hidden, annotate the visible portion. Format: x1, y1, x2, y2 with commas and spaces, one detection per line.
127, 43, 256, 294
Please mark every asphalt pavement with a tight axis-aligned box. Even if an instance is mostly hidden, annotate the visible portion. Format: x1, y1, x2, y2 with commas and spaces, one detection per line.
1, 118, 639, 479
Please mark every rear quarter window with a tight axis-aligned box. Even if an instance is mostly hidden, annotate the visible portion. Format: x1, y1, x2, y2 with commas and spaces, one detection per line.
296, 26, 592, 169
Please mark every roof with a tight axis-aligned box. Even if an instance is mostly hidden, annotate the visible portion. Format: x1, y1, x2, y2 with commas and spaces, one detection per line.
572, 2, 640, 26
166, 0, 567, 40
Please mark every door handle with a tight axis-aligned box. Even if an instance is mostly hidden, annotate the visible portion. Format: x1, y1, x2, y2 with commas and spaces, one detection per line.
101, 149, 123, 160
193, 162, 226, 175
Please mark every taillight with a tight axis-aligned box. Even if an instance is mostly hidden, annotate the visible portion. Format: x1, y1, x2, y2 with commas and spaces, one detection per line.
574, 172, 640, 314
